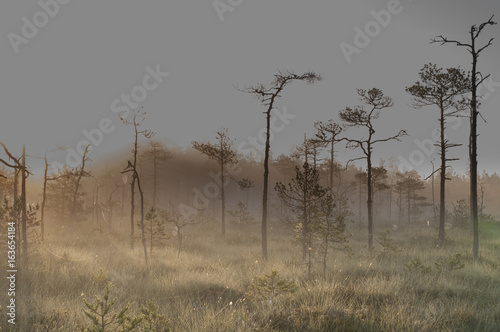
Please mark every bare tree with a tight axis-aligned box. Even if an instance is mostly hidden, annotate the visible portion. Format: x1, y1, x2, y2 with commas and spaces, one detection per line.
41, 152, 50, 242
406, 64, 471, 247
91, 180, 104, 226
431, 15, 497, 260
1, 144, 22, 261
239, 70, 322, 259
160, 204, 199, 258
69, 144, 91, 231
40, 147, 67, 242
339, 88, 407, 248
104, 185, 120, 230
192, 127, 238, 237
120, 109, 154, 249
0, 143, 33, 268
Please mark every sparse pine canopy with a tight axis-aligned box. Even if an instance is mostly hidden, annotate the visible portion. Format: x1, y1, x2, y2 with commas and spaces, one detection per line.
192, 127, 238, 167
339, 88, 407, 249
406, 64, 471, 112
192, 127, 238, 237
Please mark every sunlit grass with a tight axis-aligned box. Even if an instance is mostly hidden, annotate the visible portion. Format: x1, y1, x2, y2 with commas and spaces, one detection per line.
1, 220, 499, 331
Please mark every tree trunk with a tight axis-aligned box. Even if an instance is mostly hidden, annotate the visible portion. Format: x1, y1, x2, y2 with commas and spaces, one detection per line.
130, 126, 139, 249
308, 246, 312, 278
177, 230, 182, 259
150, 212, 153, 256
323, 236, 328, 277
21, 145, 28, 269
70, 145, 89, 233
41, 154, 48, 242
471, 50, 479, 261
398, 187, 402, 226
220, 156, 226, 236
261, 110, 271, 260
330, 139, 334, 195
431, 162, 437, 224
407, 189, 411, 224
121, 184, 125, 224
358, 179, 363, 225
438, 111, 446, 247
388, 186, 392, 223
13, 170, 19, 265
479, 183, 484, 221
135, 169, 148, 268
367, 152, 373, 249
302, 202, 308, 262
153, 150, 157, 207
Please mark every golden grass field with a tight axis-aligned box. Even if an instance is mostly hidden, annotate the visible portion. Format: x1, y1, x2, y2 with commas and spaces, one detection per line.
1, 220, 499, 331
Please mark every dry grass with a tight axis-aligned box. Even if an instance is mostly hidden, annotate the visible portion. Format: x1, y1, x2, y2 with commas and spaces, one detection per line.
1, 220, 499, 331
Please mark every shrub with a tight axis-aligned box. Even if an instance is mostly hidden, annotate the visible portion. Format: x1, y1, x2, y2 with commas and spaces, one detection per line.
404, 258, 431, 274
246, 270, 297, 302
139, 300, 171, 332
435, 253, 465, 273
375, 230, 401, 254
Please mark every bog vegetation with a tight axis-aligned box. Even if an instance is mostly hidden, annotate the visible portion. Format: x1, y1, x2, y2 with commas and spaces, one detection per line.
0, 15, 499, 332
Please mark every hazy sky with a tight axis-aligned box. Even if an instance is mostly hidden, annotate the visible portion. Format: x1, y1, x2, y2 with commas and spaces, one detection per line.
1, 0, 499, 177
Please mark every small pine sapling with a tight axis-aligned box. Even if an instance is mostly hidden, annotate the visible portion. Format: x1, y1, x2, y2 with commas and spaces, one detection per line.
82, 282, 142, 332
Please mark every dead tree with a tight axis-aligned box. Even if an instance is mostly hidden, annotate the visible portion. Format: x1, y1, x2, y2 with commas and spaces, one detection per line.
339, 88, 407, 248
192, 127, 238, 237
161, 204, 199, 258
431, 15, 496, 260
41, 153, 49, 241
104, 184, 120, 230
120, 108, 154, 249
1, 145, 21, 261
0, 143, 32, 268
239, 70, 322, 259
69, 144, 91, 231
40, 148, 64, 242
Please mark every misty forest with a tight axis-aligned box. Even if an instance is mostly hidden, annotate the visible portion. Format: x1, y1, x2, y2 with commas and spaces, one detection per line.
1, 5, 500, 332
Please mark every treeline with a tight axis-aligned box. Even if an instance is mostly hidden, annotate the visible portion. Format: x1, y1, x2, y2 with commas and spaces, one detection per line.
1, 141, 498, 233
